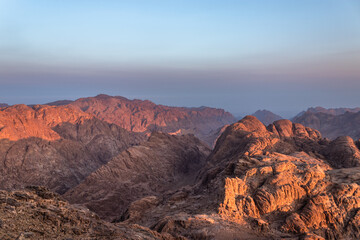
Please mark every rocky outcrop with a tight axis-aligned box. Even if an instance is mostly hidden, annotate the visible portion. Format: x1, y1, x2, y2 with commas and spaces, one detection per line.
293, 109, 360, 140
201, 116, 360, 239
69, 94, 236, 146
117, 116, 360, 239
324, 136, 360, 168
0, 186, 168, 240
64, 132, 210, 220
251, 109, 282, 126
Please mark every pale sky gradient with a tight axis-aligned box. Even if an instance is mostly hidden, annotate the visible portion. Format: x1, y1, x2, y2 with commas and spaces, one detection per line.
0, 0, 360, 117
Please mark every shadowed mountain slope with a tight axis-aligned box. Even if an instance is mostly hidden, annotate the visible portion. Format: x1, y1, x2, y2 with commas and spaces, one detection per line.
293, 110, 360, 140
0, 105, 145, 194
64, 132, 211, 220
251, 109, 283, 125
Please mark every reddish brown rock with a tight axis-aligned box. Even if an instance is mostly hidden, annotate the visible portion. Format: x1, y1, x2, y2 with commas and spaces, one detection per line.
69, 94, 235, 146
0, 187, 168, 240
64, 132, 210, 221
0, 118, 145, 194
324, 136, 360, 168
0, 104, 92, 141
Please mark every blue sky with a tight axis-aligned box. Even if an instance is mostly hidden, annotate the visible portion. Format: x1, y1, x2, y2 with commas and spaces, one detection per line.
0, 0, 359, 117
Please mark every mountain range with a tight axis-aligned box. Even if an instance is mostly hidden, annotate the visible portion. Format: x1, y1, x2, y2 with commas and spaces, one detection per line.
293, 107, 360, 140
1, 95, 360, 239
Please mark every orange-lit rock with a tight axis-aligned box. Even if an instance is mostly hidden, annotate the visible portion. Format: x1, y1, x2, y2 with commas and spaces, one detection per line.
69, 94, 235, 146
0, 104, 92, 141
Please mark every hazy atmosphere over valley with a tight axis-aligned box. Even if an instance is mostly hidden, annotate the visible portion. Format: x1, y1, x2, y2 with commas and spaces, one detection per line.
1, 1, 360, 240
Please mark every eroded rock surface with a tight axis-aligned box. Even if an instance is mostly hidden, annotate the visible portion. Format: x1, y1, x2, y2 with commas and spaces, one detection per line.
204, 116, 360, 239
0, 186, 168, 240
118, 116, 360, 239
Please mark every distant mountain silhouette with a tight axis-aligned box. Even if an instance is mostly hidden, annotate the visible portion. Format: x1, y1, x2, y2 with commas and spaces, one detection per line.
294, 106, 360, 119
46, 100, 74, 106
0, 103, 9, 108
251, 109, 283, 125
293, 107, 360, 140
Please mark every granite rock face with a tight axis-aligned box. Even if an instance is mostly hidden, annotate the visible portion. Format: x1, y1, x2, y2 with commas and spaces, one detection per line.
113, 116, 360, 239
200, 116, 360, 239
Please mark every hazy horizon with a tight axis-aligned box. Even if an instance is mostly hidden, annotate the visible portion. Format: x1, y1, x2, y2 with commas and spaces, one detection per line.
1, 0, 359, 117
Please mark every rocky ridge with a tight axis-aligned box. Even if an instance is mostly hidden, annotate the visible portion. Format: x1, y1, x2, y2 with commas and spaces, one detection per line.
68, 94, 236, 146
304, 107, 360, 116
0, 104, 92, 141
293, 110, 360, 140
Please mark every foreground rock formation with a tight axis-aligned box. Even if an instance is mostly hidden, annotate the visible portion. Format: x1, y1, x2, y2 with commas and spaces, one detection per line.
106, 116, 360, 239
0, 186, 168, 240
68, 94, 236, 146
293, 107, 360, 140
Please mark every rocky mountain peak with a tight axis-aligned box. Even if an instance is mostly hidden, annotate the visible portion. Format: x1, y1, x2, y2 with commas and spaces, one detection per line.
251, 109, 283, 125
